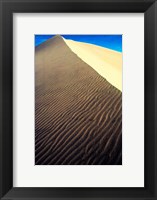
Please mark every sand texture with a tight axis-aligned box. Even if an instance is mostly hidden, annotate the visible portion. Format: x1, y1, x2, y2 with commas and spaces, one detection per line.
35, 35, 122, 165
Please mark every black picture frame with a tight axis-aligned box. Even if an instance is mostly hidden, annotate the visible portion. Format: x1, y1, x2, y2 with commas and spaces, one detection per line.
0, 0, 157, 199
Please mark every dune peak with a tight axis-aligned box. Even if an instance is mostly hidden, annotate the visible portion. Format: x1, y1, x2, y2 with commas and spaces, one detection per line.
53, 34, 64, 40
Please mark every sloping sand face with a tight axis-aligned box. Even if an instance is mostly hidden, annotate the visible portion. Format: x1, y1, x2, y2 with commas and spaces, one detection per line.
35, 35, 122, 165
63, 38, 122, 91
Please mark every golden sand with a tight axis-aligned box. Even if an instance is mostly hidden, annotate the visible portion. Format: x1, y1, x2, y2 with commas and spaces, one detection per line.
63, 38, 122, 91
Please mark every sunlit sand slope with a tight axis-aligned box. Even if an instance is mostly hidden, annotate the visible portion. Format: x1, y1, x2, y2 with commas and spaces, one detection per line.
35, 35, 122, 165
64, 38, 122, 91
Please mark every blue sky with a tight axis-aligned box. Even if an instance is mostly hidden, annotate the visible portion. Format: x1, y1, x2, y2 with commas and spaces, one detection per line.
35, 35, 122, 52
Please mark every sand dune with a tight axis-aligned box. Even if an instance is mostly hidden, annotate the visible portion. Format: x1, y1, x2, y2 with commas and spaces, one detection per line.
63, 37, 122, 91
35, 35, 122, 165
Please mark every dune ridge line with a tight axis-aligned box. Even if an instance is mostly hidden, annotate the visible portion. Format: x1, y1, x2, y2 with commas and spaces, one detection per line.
61, 35, 122, 91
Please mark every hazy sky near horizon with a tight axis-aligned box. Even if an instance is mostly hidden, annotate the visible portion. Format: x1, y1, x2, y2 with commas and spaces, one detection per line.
35, 35, 122, 52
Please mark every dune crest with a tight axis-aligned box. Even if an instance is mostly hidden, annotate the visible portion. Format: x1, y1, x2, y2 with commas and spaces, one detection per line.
63, 37, 122, 91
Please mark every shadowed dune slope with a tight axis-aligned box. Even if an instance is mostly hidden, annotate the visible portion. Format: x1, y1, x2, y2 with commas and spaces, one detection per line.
35, 35, 122, 165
